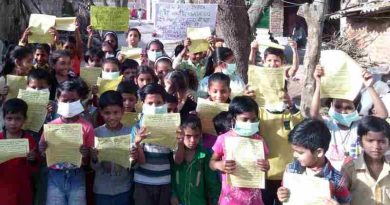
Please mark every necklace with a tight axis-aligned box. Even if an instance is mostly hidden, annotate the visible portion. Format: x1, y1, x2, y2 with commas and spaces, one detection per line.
336, 128, 353, 156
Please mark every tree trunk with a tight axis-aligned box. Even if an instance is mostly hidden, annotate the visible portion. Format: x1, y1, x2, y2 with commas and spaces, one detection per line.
247, 0, 273, 33
0, 0, 29, 44
216, 0, 251, 83
300, 0, 329, 117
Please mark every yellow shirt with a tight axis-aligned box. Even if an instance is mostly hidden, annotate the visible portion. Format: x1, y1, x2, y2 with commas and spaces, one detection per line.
259, 107, 303, 180
343, 154, 390, 205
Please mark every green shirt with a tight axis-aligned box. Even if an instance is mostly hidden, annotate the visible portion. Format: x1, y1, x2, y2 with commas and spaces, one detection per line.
172, 146, 221, 205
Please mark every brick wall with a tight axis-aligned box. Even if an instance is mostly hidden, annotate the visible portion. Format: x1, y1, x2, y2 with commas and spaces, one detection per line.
269, 0, 284, 36
345, 17, 390, 64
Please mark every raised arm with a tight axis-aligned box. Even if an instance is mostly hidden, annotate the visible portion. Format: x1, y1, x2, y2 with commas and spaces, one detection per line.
249, 40, 258, 65
310, 65, 324, 119
286, 40, 299, 78
362, 70, 388, 118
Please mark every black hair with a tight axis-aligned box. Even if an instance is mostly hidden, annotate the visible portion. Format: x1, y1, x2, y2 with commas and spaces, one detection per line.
127, 28, 141, 40
182, 68, 199, 91
208, 73, 230, 88
3, 98, 28, 118
204, 47, 234, 77
103, 57, 120, 68
84, 47, 105, 63
74, 78, 90, 100
155, 56, 173, 68
229, 96, 259, 119
50, 50, 71, 66
166, 94, 178, 104
99, 90, 124, 109
27, 68, 51, 84
117, 81, 138, 98
1, 46, 33, 76
56, 79, 82, 99
146, 39, 165, 53
181, 114, 202, 131
120, 59, 139, 73
288, 119, 331, 152
174, 44, 185, 57
139, 83, 167, 102
103, 32, 119, 51
136, 65, 159, 83
264, 47, 284, 61
34, 44, 51, 55
164, 70, 188, 95
357, 116, 390, 141
65, 36, 76, 45
213, 111, 232, 135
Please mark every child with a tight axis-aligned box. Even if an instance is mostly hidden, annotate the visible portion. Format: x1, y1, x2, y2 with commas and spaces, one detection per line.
27, 68, 51, 93
342, 116, 390, 205
311, 66, 388, 170
84, 47, 104, 68
91, 90, 133, 205
198, 47, 245, 98
49, 50, 76, 100
126, 28, 141, 48
0, 98, 39, 205
101, 57, 121, 80
130, 83, 174, 205
207, 73, 232, 103
203, 111, 232, 150
134, 66, 159, 89
277, 119, 351, 205
120, 59, 139, 82
39, 80, 94, 205
154, 56, 173, 83
33, 44, 51, 71
103, 32, 119, 53
210, 96, 270, 205
62, 34, 82, 76
166, 94, 179, 113
171, 115, 221, 205
102, 41, 115, 59
145, 39, 165, 66
1, 46, 33, 77
116, 81, 138, 112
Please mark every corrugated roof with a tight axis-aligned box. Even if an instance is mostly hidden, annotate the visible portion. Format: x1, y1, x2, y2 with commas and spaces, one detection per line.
329, 1, 390, 19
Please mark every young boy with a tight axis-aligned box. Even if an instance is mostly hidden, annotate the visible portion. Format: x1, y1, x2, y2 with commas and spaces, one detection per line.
91, 90, 133, 205
33, 44, 51, 71
0, 98, 39, 205
120, 59, 139, 82
277, 119, 351, 205
342, 116, 390, 205
207, 73, 231, 103
171, 115, 221, 205
39, 80, 95, 205
130, 83, 176, 205
84, 48, 104, 68
116, 81, 138, 113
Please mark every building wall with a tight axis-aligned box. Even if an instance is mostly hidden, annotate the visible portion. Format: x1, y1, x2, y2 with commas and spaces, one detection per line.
345, 17, 390, 64
269, 0, 284, 36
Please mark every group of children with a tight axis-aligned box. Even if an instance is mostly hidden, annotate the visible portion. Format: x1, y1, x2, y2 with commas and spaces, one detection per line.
0, 19, 389, 205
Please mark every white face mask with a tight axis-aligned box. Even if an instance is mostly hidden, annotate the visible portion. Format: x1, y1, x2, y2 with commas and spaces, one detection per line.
142, 104, 168, 115
57, 100, 84, 118
26, 87, 50, 93
101, 70, 120, 80
105, 53, 115, 59
147, 50, 163, 62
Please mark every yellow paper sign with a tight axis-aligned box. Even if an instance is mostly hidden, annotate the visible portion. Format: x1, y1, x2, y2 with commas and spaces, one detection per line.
90, 6, 129, 31
225, 137, 265, 189
248, 65, 285, 107
17, 89, 50, 132
55, 17, 76, 31
97, 76, 123, 95
142, 113, 181, 149
6, 75, 27, 99
283, 173, 331, 205
196, 98, 229, 135
319, 50, 363, 101
257, 40, 285, 50
95, 135, 132, 168
44, 124, 83, 167
28, 14, 56, 44
121, 112, 139, 127
187, 27, 211, 53
120, 47, 142, 60
0, 138, 29, 164
80, 67, 102, 88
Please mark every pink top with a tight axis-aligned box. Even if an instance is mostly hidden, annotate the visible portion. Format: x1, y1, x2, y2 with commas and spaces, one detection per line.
212, 130, 269, 205
202, 133, 217, 150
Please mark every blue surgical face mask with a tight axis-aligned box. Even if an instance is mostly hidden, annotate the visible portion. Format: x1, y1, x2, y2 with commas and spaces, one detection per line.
222, 62, 236, 75
142, 103, 168, 115
147, 50, 163, 62
233, 120, 259, 137
101, 70, 120, 80
329, 107, 360, 127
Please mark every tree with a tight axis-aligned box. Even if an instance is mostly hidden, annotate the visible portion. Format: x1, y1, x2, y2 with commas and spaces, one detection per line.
248, 0, 273, 33
299, 0, 329, 116
217, 0, 251, 82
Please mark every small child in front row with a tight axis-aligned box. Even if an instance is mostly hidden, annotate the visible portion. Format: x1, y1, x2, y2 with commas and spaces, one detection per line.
171, 115, 221, 205
210, 96, 270, 205
342, 116, 390, 205
91, 91, 134, 205
0, 99, 39, 205
39, 80, 95, 205
277, 119, 351, 205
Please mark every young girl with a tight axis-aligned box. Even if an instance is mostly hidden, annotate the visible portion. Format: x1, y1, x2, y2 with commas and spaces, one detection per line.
1, 46, 33, 77
210, 96, 270, 205
154, 56, 173, 84
101, 57, 121, 80
49, 50, 75, 100
145, 39, 165, 66
164, 69, 196, 120
126, 28, 141, 48
84, 47, 104, 68
39, 80, 94, 205
198, 47, 245, 99
207, 73, 232, 104
120, 59, 139, 82
103, 32, 119, 53
134, 65, 158, 89
311, 66, 388, 171
102, 41, 115, 59
0, 98, 39, 205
